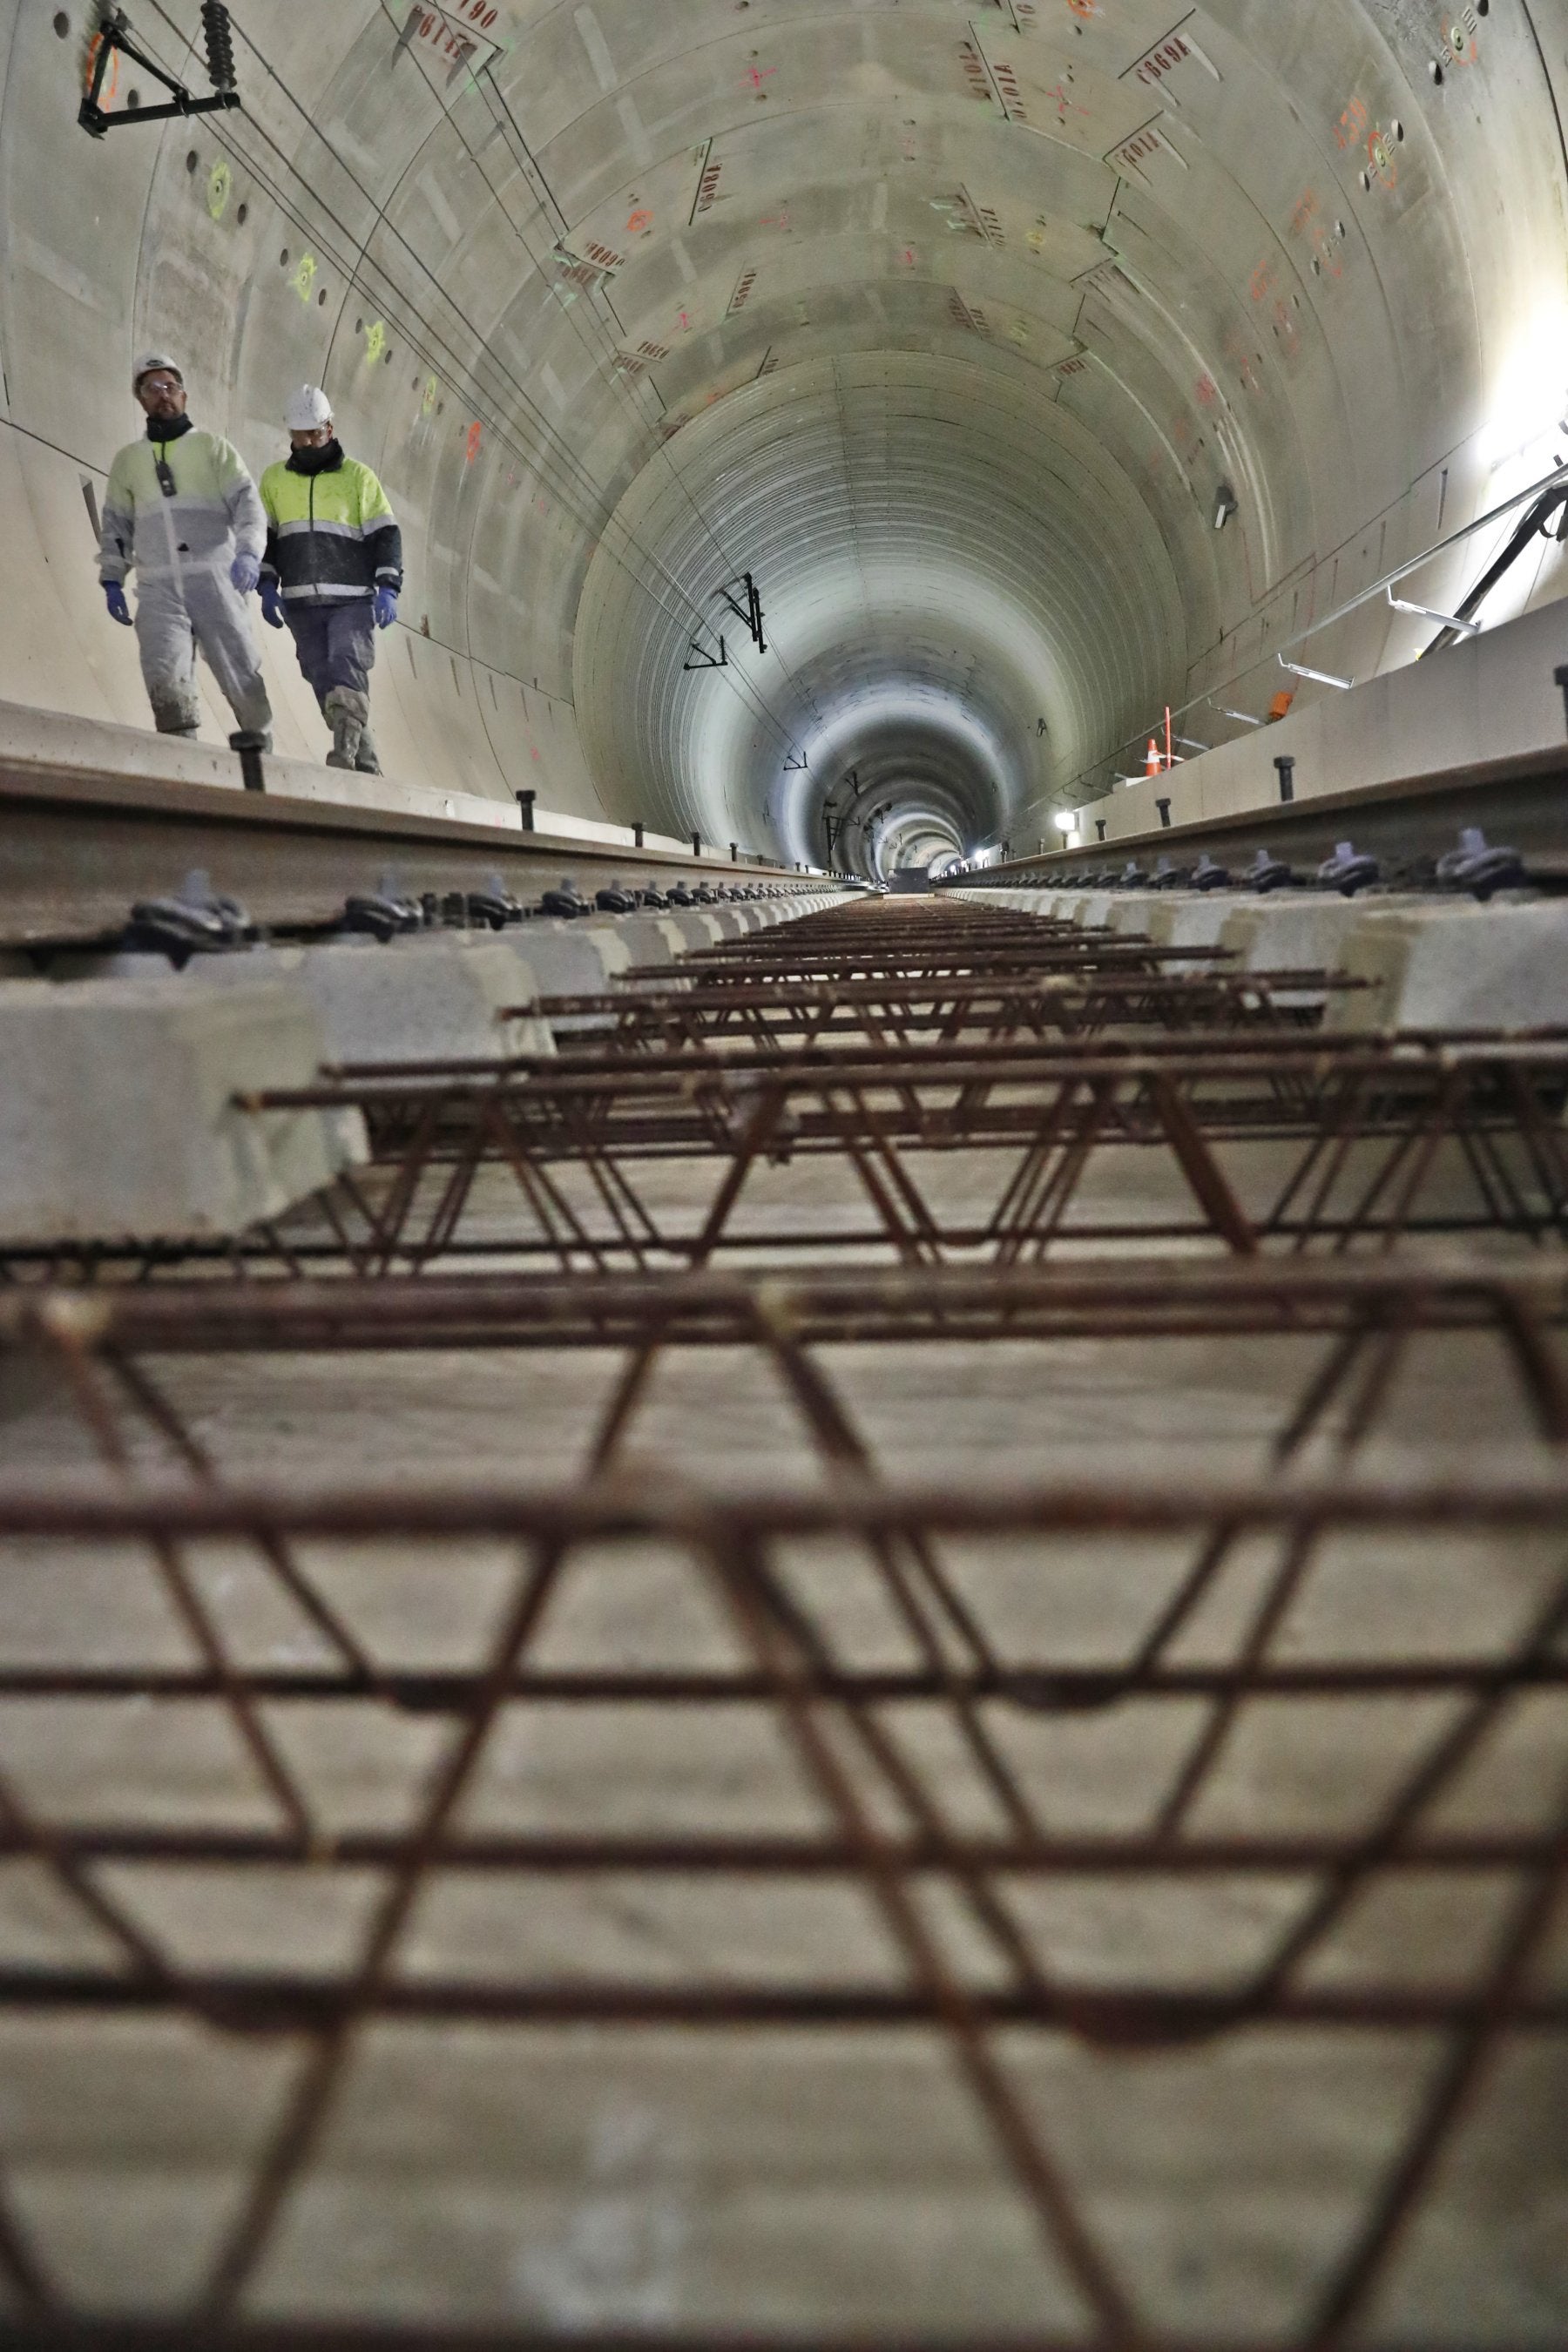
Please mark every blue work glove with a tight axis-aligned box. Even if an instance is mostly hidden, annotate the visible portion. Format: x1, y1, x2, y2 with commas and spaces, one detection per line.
103, 581, 132, 626
373, 585, 398, 630
229, 550, 260, 596
259, 578, 286, 630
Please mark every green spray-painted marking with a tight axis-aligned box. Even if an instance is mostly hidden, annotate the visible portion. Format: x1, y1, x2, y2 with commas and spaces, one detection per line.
364, 319, 386, 366
292, 253, 318, 303
206, 158, 231, 220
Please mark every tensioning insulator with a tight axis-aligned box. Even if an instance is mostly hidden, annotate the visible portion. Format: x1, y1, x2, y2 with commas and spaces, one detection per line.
201, 1, 235, 90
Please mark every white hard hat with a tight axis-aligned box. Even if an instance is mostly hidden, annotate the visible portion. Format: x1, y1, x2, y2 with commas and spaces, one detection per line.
284, 384, 333, 431
132, 351, 182, 390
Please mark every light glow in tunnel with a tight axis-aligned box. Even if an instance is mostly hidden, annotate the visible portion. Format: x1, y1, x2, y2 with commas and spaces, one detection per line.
572, 352, 1187, 875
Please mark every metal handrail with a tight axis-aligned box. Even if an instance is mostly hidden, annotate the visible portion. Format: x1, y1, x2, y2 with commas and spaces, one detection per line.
1278, 456, 1568, 654
1039, 456, 1568, 834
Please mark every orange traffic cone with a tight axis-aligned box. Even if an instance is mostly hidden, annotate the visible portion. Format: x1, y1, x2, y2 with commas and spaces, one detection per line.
1145, 737, 1162, 777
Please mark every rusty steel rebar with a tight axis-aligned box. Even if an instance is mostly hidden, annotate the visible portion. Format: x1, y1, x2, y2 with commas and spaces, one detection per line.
193, 1033, 1568, 1276
0, 1465, 1563, 2333
513, 964, 1363, 1059
3, 893, 1564, 2344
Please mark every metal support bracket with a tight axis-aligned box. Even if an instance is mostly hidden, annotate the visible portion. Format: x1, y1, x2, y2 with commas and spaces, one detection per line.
714, 571, 767, 653
79, 6, 240, 137
1386, 586, 1480, 638
1280, 655, 1355, 692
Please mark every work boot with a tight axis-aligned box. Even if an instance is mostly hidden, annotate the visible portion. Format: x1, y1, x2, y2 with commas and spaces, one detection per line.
354, 727, 382, 775
325, 713, 362, 768
324, 686, 367, 771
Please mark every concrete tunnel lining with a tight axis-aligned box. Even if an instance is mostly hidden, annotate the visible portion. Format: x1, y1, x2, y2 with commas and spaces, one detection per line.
0, 2, 1565, 867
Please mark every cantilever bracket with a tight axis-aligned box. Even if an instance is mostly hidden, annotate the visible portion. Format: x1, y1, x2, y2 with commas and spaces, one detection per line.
782, 750, 809, 772
713, 571, 767, 653
683, 637, 728, 671
79, 7, 241, 137
1280, 653, 1355, 692
1386, 585, 1480, 638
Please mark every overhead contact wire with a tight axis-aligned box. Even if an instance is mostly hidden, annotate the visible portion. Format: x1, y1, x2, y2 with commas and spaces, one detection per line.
199, 0, 817, 763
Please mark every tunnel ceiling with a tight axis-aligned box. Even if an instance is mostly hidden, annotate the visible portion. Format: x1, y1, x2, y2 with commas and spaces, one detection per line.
7, 2, 1568, 869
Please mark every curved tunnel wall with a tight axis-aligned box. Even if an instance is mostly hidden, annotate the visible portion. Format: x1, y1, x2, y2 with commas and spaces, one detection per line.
571, 353, 1190, 872
0, 2, 1565, 874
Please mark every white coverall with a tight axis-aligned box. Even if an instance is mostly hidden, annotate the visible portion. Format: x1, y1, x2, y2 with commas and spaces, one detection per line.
98, 427, 273, 737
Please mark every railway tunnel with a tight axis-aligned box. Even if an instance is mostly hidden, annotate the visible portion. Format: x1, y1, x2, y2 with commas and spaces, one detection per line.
1, 2, 1567, 2344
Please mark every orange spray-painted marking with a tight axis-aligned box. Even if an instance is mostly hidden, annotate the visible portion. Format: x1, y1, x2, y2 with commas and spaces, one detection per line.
84, 31, 120, 102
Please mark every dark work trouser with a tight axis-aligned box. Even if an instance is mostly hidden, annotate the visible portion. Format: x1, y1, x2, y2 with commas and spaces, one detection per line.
285, 600, 376, 727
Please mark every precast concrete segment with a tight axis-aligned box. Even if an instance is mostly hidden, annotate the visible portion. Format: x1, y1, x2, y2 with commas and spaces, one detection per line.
1219, 896, 1428, 977
988, 885, 1479, 976
1325, 900, 1568, 1034
0, 901, 851, 1254
0, 977, 364, 1243
155, 936, 558, 1065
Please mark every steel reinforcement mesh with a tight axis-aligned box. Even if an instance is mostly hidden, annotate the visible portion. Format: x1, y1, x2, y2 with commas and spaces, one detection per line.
0, 896, 1563, 2346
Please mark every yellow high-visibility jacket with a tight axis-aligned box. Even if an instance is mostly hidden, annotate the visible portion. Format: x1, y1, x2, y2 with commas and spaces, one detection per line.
259, 449, 402, 605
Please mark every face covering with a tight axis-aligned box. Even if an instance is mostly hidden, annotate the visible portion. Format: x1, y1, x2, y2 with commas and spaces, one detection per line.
145, 411, 193, 443
287, 436, 344, 476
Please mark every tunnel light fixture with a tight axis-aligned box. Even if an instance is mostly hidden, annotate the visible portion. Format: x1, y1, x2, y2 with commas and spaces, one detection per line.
1280, 656, 1355, 691
1218, 707, 1263, 727
1177, 737, 1210, 754
1385, 585, 1481, 637
1213, 483, 1239, 531
1053, 812, 1078, 833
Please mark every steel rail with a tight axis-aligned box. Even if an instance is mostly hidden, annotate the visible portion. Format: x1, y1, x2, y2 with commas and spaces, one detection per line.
0, 760, 805, 950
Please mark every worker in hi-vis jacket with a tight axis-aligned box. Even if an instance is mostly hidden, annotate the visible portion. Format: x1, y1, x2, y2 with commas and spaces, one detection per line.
258, 386, 402, 774
98, 353, 273, 743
